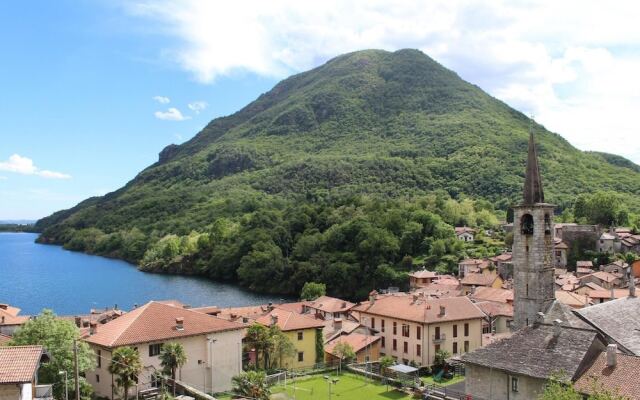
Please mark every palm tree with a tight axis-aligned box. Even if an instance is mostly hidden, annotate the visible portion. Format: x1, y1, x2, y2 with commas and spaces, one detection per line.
108, 347, 142, 400
159, 342, 187, 395
232, 371, 270, 400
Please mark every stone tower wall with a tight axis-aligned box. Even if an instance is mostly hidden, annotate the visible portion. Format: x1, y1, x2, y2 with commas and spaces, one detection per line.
513, 204, 556, 329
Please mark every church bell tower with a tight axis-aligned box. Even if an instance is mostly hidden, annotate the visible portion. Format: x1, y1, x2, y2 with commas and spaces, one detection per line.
512, 131, 555, 329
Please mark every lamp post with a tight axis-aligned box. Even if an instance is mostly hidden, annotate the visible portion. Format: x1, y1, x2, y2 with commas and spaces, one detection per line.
58, 371, 68, 400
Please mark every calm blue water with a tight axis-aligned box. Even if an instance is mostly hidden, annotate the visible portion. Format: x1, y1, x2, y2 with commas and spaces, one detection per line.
0, 232, 289, 315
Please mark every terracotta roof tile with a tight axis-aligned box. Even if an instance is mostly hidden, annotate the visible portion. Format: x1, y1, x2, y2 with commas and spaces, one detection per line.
577, 261, 594, 268
0, 305, 30, 326
325, 333, 379, 355
408, 270, 437, 279
0, 334, 11, 345
469, 287, 513, 303
255, 307, 325, 331
0, 345, 43, 383
84, 301, 244, 348
353, 295, 485, 324
574, 352, 640, 399
304, 296, 355, 314
474, 301, 513, 317
461, 272, 499, 287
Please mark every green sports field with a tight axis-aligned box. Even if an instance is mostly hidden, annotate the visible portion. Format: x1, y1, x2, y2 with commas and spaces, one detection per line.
269, 373, 412, 400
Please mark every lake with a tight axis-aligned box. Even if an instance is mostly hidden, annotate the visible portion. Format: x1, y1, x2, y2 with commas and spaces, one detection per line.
0, 232, 290, 315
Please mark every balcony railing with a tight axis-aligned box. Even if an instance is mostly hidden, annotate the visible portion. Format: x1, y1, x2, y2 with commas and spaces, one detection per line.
432, 333, 446, 343
35, 385, 54, 400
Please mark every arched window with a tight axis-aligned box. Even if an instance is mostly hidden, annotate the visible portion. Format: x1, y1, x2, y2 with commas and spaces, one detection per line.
521, 214, 534, 235
544, 214, 552, 235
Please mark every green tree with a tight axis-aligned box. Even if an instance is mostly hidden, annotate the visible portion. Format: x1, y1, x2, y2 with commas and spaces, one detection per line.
244, 323, 272, 370
379, 355, 395, 377
159, 343, 187, 394
109, 347, 142, 400
300, 282, 326, 300
433, 349, 451, 370
268, 326, 296, 369
10, 310, 95, 400
332, 342, 355, 375
540, 375, 627, 400
232, 371, 270, 400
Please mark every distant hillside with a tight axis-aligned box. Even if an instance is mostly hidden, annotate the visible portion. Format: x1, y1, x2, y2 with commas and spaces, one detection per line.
587, 151, 640, 173
35, 49, 640, 298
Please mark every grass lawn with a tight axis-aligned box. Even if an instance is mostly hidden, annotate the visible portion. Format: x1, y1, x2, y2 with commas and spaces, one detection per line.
269, 372, 412, 400
420, 374, 465, 387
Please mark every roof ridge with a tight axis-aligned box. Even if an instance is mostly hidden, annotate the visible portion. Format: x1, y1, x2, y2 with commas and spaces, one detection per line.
108, 302, 153, 347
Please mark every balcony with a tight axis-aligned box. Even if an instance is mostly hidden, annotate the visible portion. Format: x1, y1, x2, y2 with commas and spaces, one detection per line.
35, 385, 54, 400
432, 333, 446, 343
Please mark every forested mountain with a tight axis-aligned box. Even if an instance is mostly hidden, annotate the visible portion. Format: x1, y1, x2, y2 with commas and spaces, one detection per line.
35, 49, 640, 298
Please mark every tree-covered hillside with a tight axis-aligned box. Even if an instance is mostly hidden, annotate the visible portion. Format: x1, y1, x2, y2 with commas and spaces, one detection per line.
35, 49, 640, 298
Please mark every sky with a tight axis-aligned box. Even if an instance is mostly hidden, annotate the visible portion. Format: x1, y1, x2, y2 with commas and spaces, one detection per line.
1, 0, 639, 220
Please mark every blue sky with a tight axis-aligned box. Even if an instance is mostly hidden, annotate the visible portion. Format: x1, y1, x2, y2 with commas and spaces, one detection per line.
1, 1, 639, 220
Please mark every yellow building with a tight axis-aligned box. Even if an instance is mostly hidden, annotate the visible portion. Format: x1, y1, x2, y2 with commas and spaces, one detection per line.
255, 307, 325, 369
353, 293, 485, 366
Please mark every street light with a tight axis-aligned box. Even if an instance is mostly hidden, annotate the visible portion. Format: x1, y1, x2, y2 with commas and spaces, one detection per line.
58, 371, 68, 400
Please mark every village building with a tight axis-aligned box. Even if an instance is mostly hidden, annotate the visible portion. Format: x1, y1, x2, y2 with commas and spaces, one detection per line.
553, 239, 568, 268
454, 227, 475, 242
352, 293, 484, 366
254, 307, 325, 369
324, 333, 380, 364
84, 301, 245, 397
554, 290, 591, 309
597, 231, 620, 253
462, 322, 606, 400
302, 296, 355, 320
574, 345, 640, 399
574, 293, 640, 356
588, 288, 638, 303
473, 301, 513, 334
468, 286, 513, 304
408, 270, 437, 288
0, 304, 30, 336
578, 271, 621, 290
460, 272, 503, 295
412, 283, 462, 299
600, 260, 629, 276
0, 345, 51, 400
457, 258, 488, 278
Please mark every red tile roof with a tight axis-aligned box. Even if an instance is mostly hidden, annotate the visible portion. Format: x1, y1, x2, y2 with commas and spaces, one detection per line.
0, 305, 29, 326
304, 296, 355, 314
0, 334, 11, 345
409, 270, 437, 279
84, 301, 244, 348
255, 308, 325, 331
0, 345, 44, 383
577, 261, 594, 268
461, 272, 500, 287
469, 287, 513, 303
325, 333, 380, 355
353, 295, 485, 324
574, 352, 640, 399
474, 301, 513, 317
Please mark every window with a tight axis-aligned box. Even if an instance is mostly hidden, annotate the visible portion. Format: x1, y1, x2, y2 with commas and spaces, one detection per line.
97, 350, 101, 368
464, 341, 469, 353
149, 343, 163, 357
381, 319, 385, 333
416, 344, 421, 357
453, 324, 458, 338
371, 318, 375, 329
403, 342, 408, 353
434, 326, 441, 340
393, 339, 397, 351
297, 331, 303, 341
511, 376, 519, 392
545, 214, 551, 235
402, 324, 410, 338
453, 342, 458, 354
96, 375, 100, 383
298, 352, 304, 362
464, 323, 469, 336
381, 337, 385, 348
393, 321, 397, 335
434, 344, 440, 353
521, 214, 534, 235
416, 326, 421, 340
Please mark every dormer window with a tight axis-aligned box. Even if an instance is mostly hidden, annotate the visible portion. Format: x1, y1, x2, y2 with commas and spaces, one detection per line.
521, 214, 534, 235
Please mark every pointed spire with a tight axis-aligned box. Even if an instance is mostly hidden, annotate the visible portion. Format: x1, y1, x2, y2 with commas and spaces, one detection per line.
523, 130, 544, 205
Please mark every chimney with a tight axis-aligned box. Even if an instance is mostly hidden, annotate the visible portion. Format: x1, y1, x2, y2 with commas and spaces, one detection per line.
333, 318, 342, 331
606, 344, 617, 367
74, 316, 82, 327
412, 294, 419, 304
439, 305, 446, 316
630, 283, 637, 298
89, 322, 98, 335
270, 314, 278, 326
0, 304, 7, 310
267, 302, 274, 312
553, 319, 562, 336
341, 301, 347, 309
175, 317, 184, 331
1, 316, 4, 324
610, 286, 615, 300
369, 290, 378, 304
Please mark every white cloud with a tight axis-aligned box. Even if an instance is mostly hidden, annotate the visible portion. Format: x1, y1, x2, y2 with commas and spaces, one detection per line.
126, 0, 640, 163
154, 107, 191, 121
0, 176, 7, 180
152, 95, 170, 104
188, 101, 207, 114
0, 154, 71, 179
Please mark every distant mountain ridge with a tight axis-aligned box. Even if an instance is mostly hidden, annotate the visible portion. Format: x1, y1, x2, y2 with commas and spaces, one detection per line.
36, 49, 640, 261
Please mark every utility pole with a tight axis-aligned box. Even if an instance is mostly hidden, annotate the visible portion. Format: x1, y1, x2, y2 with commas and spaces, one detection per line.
73, 340, 80, 400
